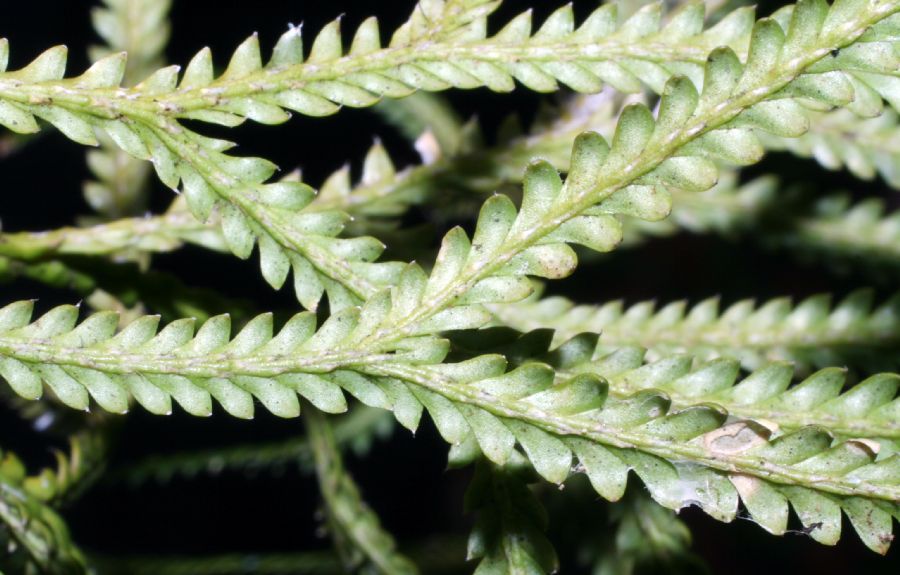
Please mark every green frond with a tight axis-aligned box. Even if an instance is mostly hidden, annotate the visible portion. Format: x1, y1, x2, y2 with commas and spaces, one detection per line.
1, 0, 899, 557
490, 289, 900, 374
591, 490, 702, 575
0, 302, 898, 551
111, 406, 393, 486
0, 448, 88, 574
0, 0, 892, 312
465, 459, 557, 574
366, 362, 900, 554
84, 0, 172, 217
90, 0, 171, 84
0, 253, 257, 323
762, 108, 900, 188
455, 324, 899, 439
0, 1, 754, 126
305, 407, 418, 575
19, 430, 109, 505
778, 194, 900, 278
0, 200, 221, 262
558, 345, 900, 442
604, 175, 900, 280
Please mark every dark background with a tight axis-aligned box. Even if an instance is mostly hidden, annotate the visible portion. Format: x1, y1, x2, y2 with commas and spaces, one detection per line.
0, 1, 897, 574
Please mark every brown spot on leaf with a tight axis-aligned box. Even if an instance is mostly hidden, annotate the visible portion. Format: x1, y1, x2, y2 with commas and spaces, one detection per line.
703, 421, 770, 455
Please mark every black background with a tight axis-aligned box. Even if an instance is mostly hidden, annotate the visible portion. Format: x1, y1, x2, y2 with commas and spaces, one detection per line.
0, 1, 898, 574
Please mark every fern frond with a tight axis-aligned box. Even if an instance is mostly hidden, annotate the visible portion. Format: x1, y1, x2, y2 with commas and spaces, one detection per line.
362, 363, 900, 553
761, 107, 900, 188
465, 459, 557, 574
0, 0, 892, 311
112, 406, 393, 486
89, 0, 171, 83
0, 0, 894, 422
0, 1, 754, 127
0, 302, 898, 550
1, 0, 899, 552
0, 253, 257, 323
0, 201, 221, 262
603, 175, 900, 279
778, 194, 900, 278
0, 448, 88, 574
305, 406, 418, 575
20, 430, 109, 505
490, 289, 900, 374
554, 344, 900, 441
455, 324, 899, 439
83, 0, 173, 218
590, 489, 702, 575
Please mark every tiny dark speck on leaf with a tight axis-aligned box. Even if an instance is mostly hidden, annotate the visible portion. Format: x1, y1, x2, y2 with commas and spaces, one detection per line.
801, 522, 823, 534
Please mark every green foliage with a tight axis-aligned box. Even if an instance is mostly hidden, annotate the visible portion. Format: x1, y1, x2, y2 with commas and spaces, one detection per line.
0, 0, 893, 312
465, 459, 557, 574
778, 194, 900, 277
1, 0, 899, 572
112, 406, 394, 486
20, 430, 109, 505
576, 346, 900, 442
0, 445, 89, 574
1, 298, 898, 552
83, 0, 172, 218
455, 324, 900, 440
593, 490, 704, 575
492, 288, 900, 373
305, 406, 418, 574
762, 108, 900, 188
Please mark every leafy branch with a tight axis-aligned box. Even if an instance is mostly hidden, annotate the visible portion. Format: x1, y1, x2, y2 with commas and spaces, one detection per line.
554, 343, 900, 441
3, 93, 897, 287
778, 194, 900, 278
305, 405, 417, 574
1, 0, 899, 556
82, 0, 172, 218
0, 444, 89, 574
3, 0, 892, 311
490, 288, 900, 373
465, 458, 557, 574
762, 107, 900, 188
0, 299, 898, 550
111, 406, 394, 486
